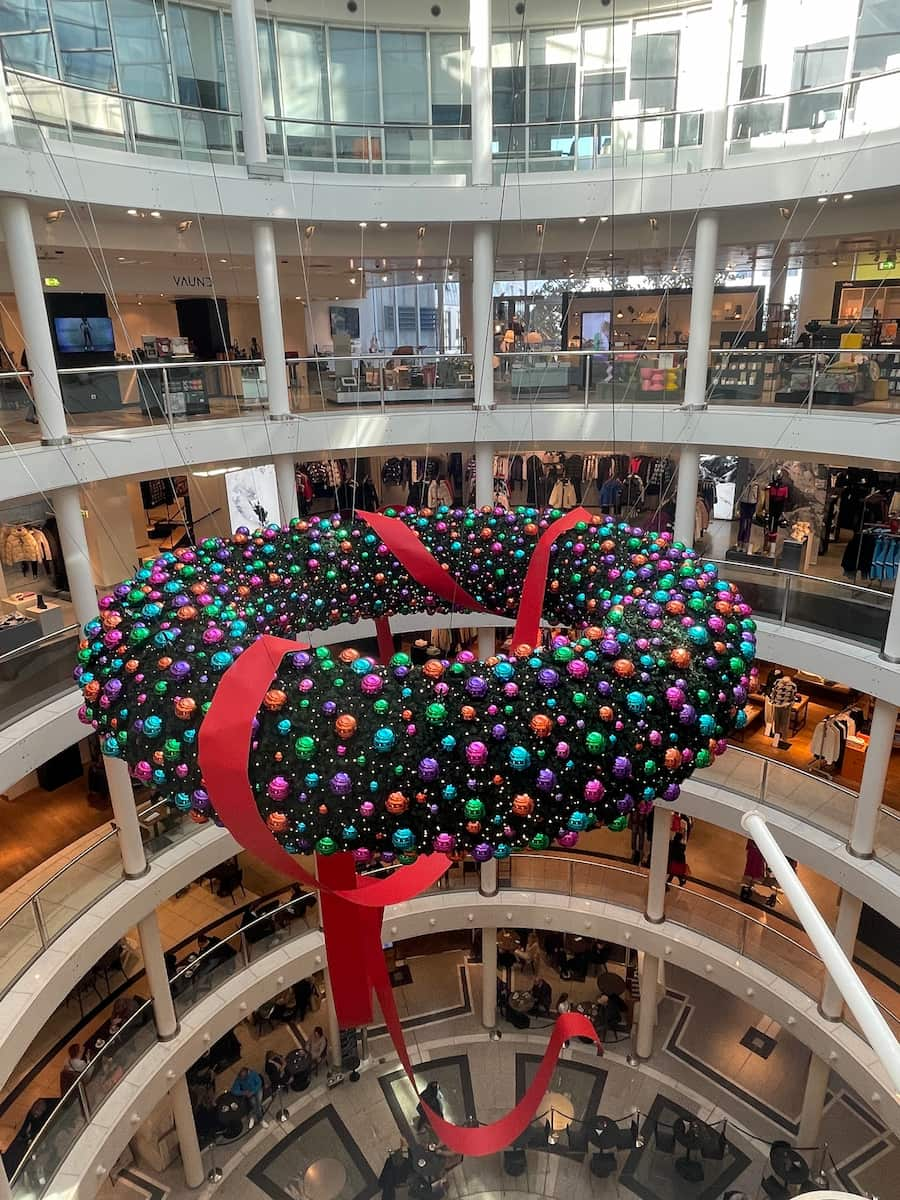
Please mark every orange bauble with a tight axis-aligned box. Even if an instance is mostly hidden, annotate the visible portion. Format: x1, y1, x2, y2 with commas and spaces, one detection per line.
263, 688, 287, 711
460, 705, 477, 721
334, 713, 357, 739
664, 748, 682, 770
177, 605, 197, 621
512, 793, 534, 816
386, 791, 408, 814
338, 647, 360, 664
599, 705, 615, 722
175, 697, 196, 719
613, 658, 635, 677
669, 647, 691, 668
423, 659, 444, 679
267, 812, 289, 832
530, 713, 553, 738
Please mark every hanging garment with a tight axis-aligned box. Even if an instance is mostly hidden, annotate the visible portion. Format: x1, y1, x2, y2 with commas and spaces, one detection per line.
427, 478, 454, 509
811, 719, 842, 765
621, 474, 645, 511
548, 479, 576, 509
526, 455, 546, 507
381, 457, 407, 487
564, 455, 584, 502
599, 476, 623, 512
694, 497, 710, 541
737, 500, 756, 546
2, 526, 39, 565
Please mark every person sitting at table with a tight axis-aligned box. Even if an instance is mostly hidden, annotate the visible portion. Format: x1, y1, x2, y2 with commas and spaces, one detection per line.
109, 994, 141, 1033
65, 1043, 87, 1074
597, 992, 625, 1029
415, 1081, 444, 1132
231, 1065, 266, 1128
531, 976, 552, 1016
265, 1050, 288, 1091
285, 883, 317, 923
294, 976, 317, 1021
308, 1026, 328, 1073
241, 900, 278, 944
273, 985, 297, 1023
556, 992, 571, 1015
197, 932, 237, 971
191, 1087, 218, 1147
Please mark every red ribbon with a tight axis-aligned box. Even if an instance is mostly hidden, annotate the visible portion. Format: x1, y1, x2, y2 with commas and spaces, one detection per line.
198, 633, 602, 1156
374, 616, 395, 664
513, 506, 597, 650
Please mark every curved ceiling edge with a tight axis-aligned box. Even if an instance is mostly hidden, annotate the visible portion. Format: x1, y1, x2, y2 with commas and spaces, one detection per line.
49, 893, 898, 1200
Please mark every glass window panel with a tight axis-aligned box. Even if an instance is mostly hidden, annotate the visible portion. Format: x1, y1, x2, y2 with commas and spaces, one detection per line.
1, 30, 57, 73
791, 41, 848, 89
630, 32, 678, 78
51, 0, 110, 51
430, 32, 469, 106
581, 70, 625, 119
853, 34, 900, 72
277, 24, 328, 120
108, 0, 170, 100
223, 15, 277, 115
529, 63, 575, 122
857, 0, 900, 37
582, 22, 629, 71
381, 31, 427, 123
169, 3, 227, 109
0, 0, 50, 35
632, 78, 676, 111
61, 47, 114, 85
492, 66, 525, 124
528, 28, 578, 66
330, 28, 378, 124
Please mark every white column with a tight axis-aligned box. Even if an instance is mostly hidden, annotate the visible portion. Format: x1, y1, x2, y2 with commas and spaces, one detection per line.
472, 225, 495, 410
54, 486, 149, 878
820, 891, 863, 1020
673, 446, 700, 546
796, 1054, 831, 1151
0, 197, 68, 443
634, 953, 660, 1060
229, 0, 267, 168
138, 912, 178, 1038
682, 211, 719, 411
700, 0, 738, 171
848, 699, 898, 857
478, 628, 495, 660
480, 860, 498, 1029
250, 221, 297, 520
321, 967, 342, 1069
0, 65, 14, 147
880, 583, 900, 663
468, 0, 493, 188
768, 244, 791, 320
645, 805, 668, 923
475, 441, 494, 508
169, 1076, 205, 1189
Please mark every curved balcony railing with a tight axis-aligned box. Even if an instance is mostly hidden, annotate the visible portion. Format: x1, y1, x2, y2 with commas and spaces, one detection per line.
5, 66, 900, 176
3, 348, 900, 450
0, 625, 80, 731
7, 854, 897, 1200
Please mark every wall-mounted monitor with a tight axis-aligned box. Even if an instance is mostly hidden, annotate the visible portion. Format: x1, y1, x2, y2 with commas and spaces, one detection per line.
53, 315, 115, 353
580, 310, 611, 351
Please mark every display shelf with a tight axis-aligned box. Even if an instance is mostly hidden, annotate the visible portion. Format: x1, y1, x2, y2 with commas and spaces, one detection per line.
707, 350, 767, 400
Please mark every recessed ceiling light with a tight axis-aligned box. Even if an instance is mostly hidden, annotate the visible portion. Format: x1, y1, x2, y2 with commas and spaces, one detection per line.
220, 258, 228, 263
600, 216, 609, 222
379, 221, 389, 229
381, 274, 388, 282
349, 258, 355, 269
117, 256, 126, 262
416, 273, 423, 282
350, 276, 357, 284
447, 271, 454, 280
150, 210, 162, 218
578, 217, 587, 224
295, 296, 301, 300
359, 221, 367, 228
843, 193, 853, 200
832, 258, 838, 266
816, 196, 828, 204
334, 296, 340, 300
127, 208, 138, 215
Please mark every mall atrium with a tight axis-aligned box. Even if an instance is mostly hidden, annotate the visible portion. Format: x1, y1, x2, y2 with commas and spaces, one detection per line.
0, 1, 899, 1199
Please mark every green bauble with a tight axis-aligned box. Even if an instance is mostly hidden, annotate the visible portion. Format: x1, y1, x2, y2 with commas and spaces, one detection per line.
607, 815, 628, 832
465, 798, 485, 820
316, 836, 338, 855
295, 735, 316, 759
530, 832, 550, 850
586, 730, 606, 753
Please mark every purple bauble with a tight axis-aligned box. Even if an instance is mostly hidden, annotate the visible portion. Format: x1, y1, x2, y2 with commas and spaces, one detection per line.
472, 842, 493, 862
491, 723, 507, 740
666, 686, 685, 709
537, 668, 559, 688
536, 768, 556, 791
329, 771, 352, 796
678, 704, 697, 726
267, 775, 290, 802
418, 757, 440, 781
663, 782, 681, 802
613, 756, 632, 779
466, 676, 488, 698
433, 832, 455, 854
557, 830, 579, 849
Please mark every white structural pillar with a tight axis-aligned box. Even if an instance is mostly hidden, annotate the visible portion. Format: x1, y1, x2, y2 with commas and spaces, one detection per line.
701, 0, 737, 172
880, 580, 900, 664
634, 953, 661, 1060
0, 198, 69, 444
645, 805, 669, 924
169, 1077, 205, 1189
138, 912, 179, 1039
251, 220, 298, 522
673, 446, 701, 546
741, 811, 900, 1094
848, 698, 898, 857
682, 211, 719, 412
53, 486, 149, 878
797, 1055, 831, 1151
469, 0, 493, 187
230, 0, 267, 168
480, 859, 498, 1030
472, 224, 495, 410
475, 441, 494, 507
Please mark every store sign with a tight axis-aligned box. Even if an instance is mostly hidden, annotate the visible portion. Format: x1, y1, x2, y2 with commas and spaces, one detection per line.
878, 259, 896, 271
172, 274, 213, 289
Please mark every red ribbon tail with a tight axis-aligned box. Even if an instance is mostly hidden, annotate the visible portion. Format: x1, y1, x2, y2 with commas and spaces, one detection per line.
374, 615, 395, 664
513, 506, 597, 649
317, 852, 378, 1027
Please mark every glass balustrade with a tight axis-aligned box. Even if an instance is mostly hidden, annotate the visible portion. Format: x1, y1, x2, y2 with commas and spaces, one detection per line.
9, 857, 897, 1200
0, 626, 80, 730
7, 66, 900, 174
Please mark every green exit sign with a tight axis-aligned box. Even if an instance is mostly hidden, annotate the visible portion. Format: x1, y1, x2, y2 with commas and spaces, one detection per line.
878, 258, 895, 271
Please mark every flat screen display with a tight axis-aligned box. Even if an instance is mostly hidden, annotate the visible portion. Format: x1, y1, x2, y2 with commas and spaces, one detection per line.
53, 316, 115, 353
580, 311, 611, 351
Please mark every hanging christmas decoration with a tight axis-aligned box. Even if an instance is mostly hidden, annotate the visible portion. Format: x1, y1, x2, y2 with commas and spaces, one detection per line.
75, 505, 754, 860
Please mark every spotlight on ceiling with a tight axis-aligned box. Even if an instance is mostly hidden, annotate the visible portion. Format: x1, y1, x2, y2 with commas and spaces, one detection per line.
779, 206, 791, 219
177, 219, 192, 233
536, 223, 544, 236
379, 221, 389, 229
417, 225, 426, 239
46, 209, 65, 223
600, 215, 609, 223
578, 216, 587, 224
350, 276, 357, 284
381, 273, 388, 282
816, 196, 828, 204
304, 224, 315, 239
149, 210, 162, 218
843, 193, 853, 200
359, 221, 367, 228
648, 217, 658, 230
832, 258, 838, 267
416, 273, 424, 282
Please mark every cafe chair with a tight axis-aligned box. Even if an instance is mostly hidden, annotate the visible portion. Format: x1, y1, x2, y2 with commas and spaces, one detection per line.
762, 1176, 790, 1200
590, 1151, 617, 1178
566, 1124, 590, 1154
253, 1002, 277, 1036
218, 866, 246, 903
502, 1148, 527, 1177
507, 1008, 530, 1030
700, 1127, 726, 1160
654, 1124, 676, 1154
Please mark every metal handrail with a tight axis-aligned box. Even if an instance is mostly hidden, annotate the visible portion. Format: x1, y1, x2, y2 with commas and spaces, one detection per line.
726, 65, 900, 110
704, 557, 893, 603
4, 68, 241, 118
0, 623, 79, 666
703, 744, 859, 800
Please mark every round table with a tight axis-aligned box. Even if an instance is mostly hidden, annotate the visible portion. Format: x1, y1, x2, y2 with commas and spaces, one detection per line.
214, 1092, 247, 1138
541, 1091, 574, 1133
497, 930, 521, 953
590, 1115, 619, 1151
595, 971, 627, 996
673, 1117, 705, 1183
770, 1141, 810, 1185
508, 990, 535, 1014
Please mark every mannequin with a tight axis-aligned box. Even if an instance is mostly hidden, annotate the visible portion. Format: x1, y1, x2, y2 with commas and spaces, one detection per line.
766, 469, 789, 555
736, 482, 759, 552
769, 673, 797, 750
